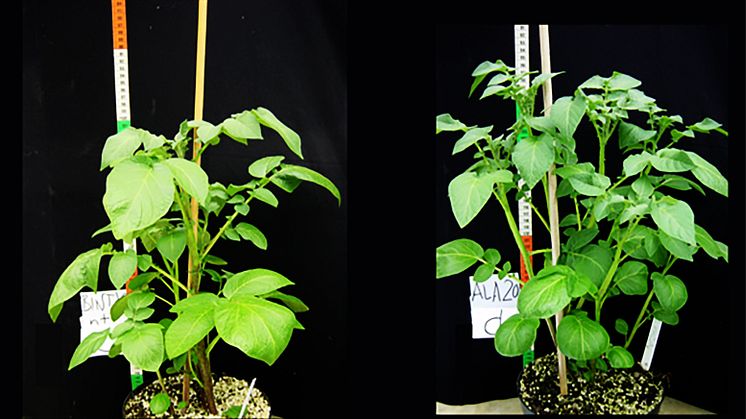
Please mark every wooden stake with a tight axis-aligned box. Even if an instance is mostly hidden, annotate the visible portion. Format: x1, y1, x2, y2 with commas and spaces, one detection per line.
539, 24, 568, 396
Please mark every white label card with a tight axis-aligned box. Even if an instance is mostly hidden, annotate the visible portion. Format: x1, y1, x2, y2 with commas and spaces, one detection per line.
469, 273, 522, 339
79, 290, 127, 357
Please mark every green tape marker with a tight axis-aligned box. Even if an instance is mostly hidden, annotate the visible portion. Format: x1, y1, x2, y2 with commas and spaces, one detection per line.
117, 119, 131, 132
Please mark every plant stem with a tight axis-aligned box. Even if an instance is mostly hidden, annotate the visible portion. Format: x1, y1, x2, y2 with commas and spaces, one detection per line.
494, 187, 534, 279
527, 198, 551, 234
624, 256, 677, 348
153, 292, 174, 307
595, 217, 642, 321
574, 196, 581, 230
152, 265, 190, 293
206, 335, 221, 356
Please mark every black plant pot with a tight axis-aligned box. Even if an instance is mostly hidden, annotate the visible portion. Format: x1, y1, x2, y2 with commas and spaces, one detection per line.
516, 353, 667, 415
121, 373, 272, 418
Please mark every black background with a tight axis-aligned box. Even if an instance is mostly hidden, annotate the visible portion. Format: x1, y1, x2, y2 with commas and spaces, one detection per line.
436, 24, 744, 415
22, 2, 746, 419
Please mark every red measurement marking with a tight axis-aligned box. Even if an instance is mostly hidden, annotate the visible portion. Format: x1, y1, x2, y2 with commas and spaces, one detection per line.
519, 235, 533, 283
125, 268, 138, 294
111, 0, 128, 49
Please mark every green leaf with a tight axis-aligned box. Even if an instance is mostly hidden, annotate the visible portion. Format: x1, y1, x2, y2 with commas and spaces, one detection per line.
567, 173, 611, 197
436, 239, 484, 278
567, 245, 613, 288
549, 96, 585, 141
557, 314, 610, 361
252, 107, 303, 159
517, 265, 572, 319
658, 174, 705, 195
111, 320, 134, 338
203, 255, 228, 266
48, 248, 104, 322
473, 264, 494, 283
436, 114, 468, 134
214, 295, 300, 365
658, 229, 696, 261
631, 175, 654, 198
512, 134, 554, 189
530, 72, 563, 91
622, 151, 653, 176
166, 293, 219, 359
526, 116, 556, 133
608, 72, 641, 91
615, 319, 629, 335
567, 271, 598, 299
119, 323, 164, 372
652, 303, 679, 325
688, 117, 722, 133
248, 155, 285, 178
150, 393, 171, 415
234, 203, 249, 215
261, 290, 309, 313
671, 129, 695, 141
235, 223, 267, 250
274, 164, 340, 205
270, 174, 302, 193
195, 121, 221, 144
579, 75, 606, 90
483, 248, 501, 266
480, 84, 509, 100
230, 110, 263, 140
447, 171, 495, 228
223, 227, 240, 241
618, 121, 655, 149
650, 149, 695, 173
471, 60, 508, 77
127, 290, 156, 310
101, 128, 142, 170
128, 307, 155, 321
223, 269, 294, 299
686, 151, 728, 197
612, 261, 648, 295
103, 159, 174, 240
137, 254, 153, 271
566, 225, 599, 252
452, 126, 492, 155
108, 250, 137, 290
110, 294, 130, 322
606, 346, 635, 368
493, 314, 539, 357
251, 188, 279, 207
653, 273, 687, 312
488, 73, 511, 86
695, 224, 726, 261
68, 329, 109, 370
650, 197, 696, 245
156, 228, 187, 263
161, 158, 209, 205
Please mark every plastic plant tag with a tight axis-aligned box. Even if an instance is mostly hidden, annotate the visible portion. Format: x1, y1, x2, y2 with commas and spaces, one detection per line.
79, 290, 127, 356
469, 273, 522, 339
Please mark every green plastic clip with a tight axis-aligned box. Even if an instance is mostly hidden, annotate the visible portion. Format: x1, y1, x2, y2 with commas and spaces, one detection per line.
117, 120, 131, 133
130, 373, 143, 390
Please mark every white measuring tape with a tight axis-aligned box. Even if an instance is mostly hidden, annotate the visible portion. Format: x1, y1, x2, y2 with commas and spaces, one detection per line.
110, 0, 143, 390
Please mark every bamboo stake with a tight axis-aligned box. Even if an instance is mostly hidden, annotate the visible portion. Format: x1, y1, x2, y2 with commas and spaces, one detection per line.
539, 24, 568, 396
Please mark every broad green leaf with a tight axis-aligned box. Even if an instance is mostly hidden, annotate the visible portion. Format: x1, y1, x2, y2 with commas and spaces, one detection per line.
579, 75, 606, 90
653, 272, 687, 312
650, 197, 695, 245
566, 225, 599, 251
234, 203, 249, 215
549, 96, 585, 140
567, 245, 613, 288
436, 114, 467, 134
567, 173, 611, 197
156, 228, 187, 263
110, 293, 130, 321
274, 164, 340, 205
517, 265, 572, 319
695, 224, 726, 261
618, 121, 655, 149
526, 116, 556, 133
221, 119, 252, 144
650, 149, 695, 173
615, 319, 629, 335
469, 75, 487, 98
567, 271, 598, 298
622, 151, 653, 176
658, 230, 695, 261
235, 223, 267, 250
606, 346, 635, 368
471, 60, 508, 77
608, 72, 641, 91
223, 269, 294, 299
493, 314, 539, 357
452, 126, 492, 155
108, 250, 137, 289
473, 263, 494, 283
658, 174, 705, 195
671, 129, 695, 141
127, 307, 155, 321
480, 84, 509, 99
688, 117, 722, 133
101, 128, 142, 170
48, 248, 104, 322
165, 294, 219, 359
619, 203, 649, 224
111, 320, 134, 338
270, 174, 302, 193
223, 227, 240, 241
631, 175, 654, 198
251, 188, 279, 207
483, 248, 501, 266
530, 72, 563, 91
195, 121, 221, 144
612, 261, 648, 295
652, 304, 679, 325
512, 134, 554, 189
686, 151, 728, 197
149, 393, 171, 416
119, 323, 164, 372
68, 329, 109, 370
136, 129, 166, 151
214, 295, 300, 365
591, 192, 626, 221
436, 239, 484, 278
161, 158, 209, 205
252, 107, 303, 159
447, 171, 495, 228
103, 160, 174, 240
557, 314, 610, 361
231, 110, 263, 139
261, 290, 309, 313
127, 290, 156, 310
488, 73, 511, 86
137, 254, 153, 271
203, 255, 227, 266
248, 155, 285, 179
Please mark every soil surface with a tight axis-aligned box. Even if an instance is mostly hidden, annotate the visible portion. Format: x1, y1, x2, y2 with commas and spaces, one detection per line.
519, 353, 665, 414
123, 374, 271, 418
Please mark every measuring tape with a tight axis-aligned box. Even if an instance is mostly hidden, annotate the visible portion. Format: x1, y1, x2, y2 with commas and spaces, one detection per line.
110, 0, 143, 390
514, 24, 535, 368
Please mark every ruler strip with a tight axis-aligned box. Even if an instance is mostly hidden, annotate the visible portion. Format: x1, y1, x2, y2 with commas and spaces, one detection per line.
514, 24, 535, 368
110, 0, 142, 390
641, 319, 662, 370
